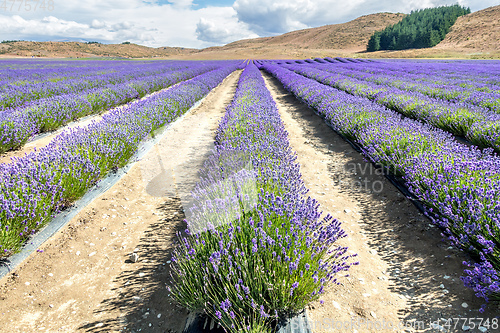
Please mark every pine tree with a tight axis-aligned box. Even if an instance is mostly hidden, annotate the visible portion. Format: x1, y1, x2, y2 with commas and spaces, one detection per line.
367, 33, 381, 51
366, 4, 470, 51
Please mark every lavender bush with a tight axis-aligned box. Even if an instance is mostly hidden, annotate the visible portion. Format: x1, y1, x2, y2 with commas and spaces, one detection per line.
169, 64, 356, 332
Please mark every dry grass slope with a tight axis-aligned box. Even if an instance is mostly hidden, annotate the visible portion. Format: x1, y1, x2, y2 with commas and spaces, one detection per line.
190, 13, 405, 59
436, 5, 500, 51
0, 41, 196, 58
219, 13, 405, 51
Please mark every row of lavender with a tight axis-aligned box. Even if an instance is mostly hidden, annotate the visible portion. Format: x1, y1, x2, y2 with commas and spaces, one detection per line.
0, 61, 223, 153
324, 60, 500, 95
0, 60, 166, 88
261, 63, 500, 311
310, 61, 500, 113
0, 62, 240, 256
0, 61, 191, 110
282, 62, 500, 153
319, 57, 500, 90
280, 57, 500, 97
0, 59, 119, 84
169, 64, 355, 332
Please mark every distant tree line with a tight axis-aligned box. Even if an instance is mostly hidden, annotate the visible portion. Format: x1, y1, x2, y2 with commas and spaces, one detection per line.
367, 5, 470, 51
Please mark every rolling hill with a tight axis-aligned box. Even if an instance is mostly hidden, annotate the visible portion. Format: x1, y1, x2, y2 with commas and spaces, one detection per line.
436, 5, 500, 51
361, 5, 500, 59
184, 13, 406, 59
205, 13, 405, 52
0, 41, 195, 58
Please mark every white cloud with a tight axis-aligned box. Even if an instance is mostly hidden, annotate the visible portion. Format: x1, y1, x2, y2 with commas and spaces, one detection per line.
195, 9, 258, 44
233, 0, 320, 35
0, 0, 497, 48
167, 0, 194, 8
111, 21, 134, 31
0, 14, 154, 43
90, 19, 106, 29
196, 18, 231, 43
196, 18, 257, 44
0, 0, 259, 47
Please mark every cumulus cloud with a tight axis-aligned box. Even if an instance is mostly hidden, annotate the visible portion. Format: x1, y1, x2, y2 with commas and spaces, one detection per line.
0, 14, 154, 44
0, 0, 497, 48
90, 19, 106, 29
195, 13, 258, 44
196, 19, 231, 43
111, 21, 134, 31
0, 0, 258, 47
233, 0, 320, 35
167, 0, 194, 8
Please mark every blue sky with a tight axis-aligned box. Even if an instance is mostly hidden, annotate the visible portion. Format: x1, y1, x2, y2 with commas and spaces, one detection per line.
193, 0, 234, 7
0, 0, 497, 49
154, 0, 234, 7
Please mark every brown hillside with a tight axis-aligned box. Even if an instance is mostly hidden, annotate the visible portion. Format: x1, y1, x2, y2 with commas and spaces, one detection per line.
199, 12, 405, 55
436, 5, 500, 51
0, 41, 196, 58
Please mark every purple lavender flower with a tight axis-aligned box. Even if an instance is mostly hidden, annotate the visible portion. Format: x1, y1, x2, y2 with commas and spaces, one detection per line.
220, 299, 231, 312
215, 311, 222, 319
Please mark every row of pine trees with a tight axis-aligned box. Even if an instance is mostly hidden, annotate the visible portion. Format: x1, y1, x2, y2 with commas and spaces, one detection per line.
367, 5, 470, 52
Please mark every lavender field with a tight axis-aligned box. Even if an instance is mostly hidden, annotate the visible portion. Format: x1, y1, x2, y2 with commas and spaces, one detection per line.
1, 58, 499, 332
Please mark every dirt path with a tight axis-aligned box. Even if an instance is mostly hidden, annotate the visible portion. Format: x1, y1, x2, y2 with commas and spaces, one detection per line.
0, 81, 184, 165
0, 70, 241, 333
261, 71, 498, 332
